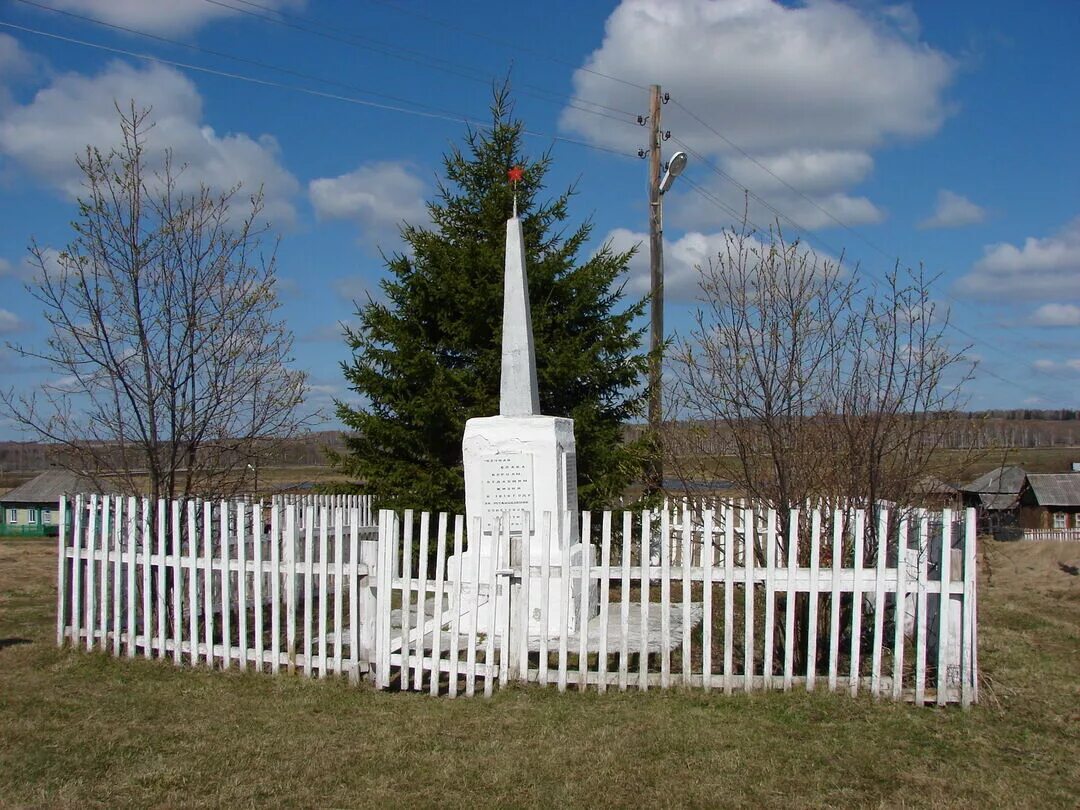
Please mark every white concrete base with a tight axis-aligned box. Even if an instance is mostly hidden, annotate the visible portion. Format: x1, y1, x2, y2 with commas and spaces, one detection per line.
446, 540, 597, 638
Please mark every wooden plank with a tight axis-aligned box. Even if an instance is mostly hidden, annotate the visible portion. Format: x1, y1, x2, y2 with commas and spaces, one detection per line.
743, 506, 754, 693
871, 507, 888, 698
892, 514, 908, 701
171, 500, 182, 666
237, 502, 248, 670
639, 509, 651, 692
334, 507, 345, 677
619, 511, 631, 692
271, 503, 282, 674
302, 506, 314, 677
465, 517, 483, 698
202, 501, 214, 667
578, 511, 591, 693
914, 512, 929, 706
430, 513, 448, 695
936, 509, 952, 707
113, 497, 124, 658
597, 510, 612, 694
187, 501, 198, 666
557, 511, 572, 693
806, 508, 821, 692
539, 511, 551, 688
141, 501, 152, 660
498, 514, 512, 688
414, 511, 431, 691
98, 495, 111, 652
660, 507, 671, 689
762, 507, 776, 687
253, 503, 264, 673
723, 504, 734, 694
56, 496, 68, 647
447, 515, 465, 698
702, 509, 714, 691
85, 494, 97, 651
783, 509, 798, 692
318, 506, 330, 679
156, 499, 167, 658
400, 509, 414, 687
285, 504, 298, 676
848, 509, 865, 696
484, 515, 499, 698
517, 512, 532, 687
70, 496, 83, 646
681, 506, 692, 685
349, 511, 361, 684
828, 508, 842, 692
218, 501, 231, 668
961, 508, 976, 709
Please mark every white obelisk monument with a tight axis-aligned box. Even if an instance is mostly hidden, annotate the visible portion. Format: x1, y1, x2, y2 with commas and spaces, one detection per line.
448, 174, 595, 637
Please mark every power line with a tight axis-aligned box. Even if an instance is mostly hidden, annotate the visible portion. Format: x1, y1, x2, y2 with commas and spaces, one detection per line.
678, 152, 1059, 402
198, 0, 640, 125
11, 0, 477, 123
351, 0, 649, 92
667, 107, 1054, 391
0, 21, 636, 160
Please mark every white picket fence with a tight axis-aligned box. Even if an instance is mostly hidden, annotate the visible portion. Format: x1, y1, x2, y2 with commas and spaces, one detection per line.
57, 494, 378, 679
57, 496, 978, 706
1020, 528, 1080, 543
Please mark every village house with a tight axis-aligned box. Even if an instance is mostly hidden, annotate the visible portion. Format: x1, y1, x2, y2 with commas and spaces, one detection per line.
0, 469, 91, 537
1018, 473, 1080, 539
960, 465, 1026, 535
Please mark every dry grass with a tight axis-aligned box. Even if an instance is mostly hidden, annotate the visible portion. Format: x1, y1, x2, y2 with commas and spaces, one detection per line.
1, 537, 1078, 808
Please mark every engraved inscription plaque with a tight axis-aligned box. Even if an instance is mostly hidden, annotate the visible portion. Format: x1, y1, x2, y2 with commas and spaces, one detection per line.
481, 452, 533, 530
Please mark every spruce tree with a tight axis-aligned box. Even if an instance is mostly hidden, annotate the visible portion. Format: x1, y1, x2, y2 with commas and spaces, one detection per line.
332, 89, 647, 515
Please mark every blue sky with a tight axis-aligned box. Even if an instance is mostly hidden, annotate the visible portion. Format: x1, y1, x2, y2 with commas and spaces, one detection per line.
0, 0, 1078, 438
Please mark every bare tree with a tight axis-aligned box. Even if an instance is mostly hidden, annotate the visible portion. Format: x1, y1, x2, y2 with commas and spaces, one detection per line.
670, 222, 974, 515
3, 105, 311, 503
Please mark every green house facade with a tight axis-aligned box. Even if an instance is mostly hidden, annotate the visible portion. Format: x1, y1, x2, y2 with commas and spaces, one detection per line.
0, 470, 89, 537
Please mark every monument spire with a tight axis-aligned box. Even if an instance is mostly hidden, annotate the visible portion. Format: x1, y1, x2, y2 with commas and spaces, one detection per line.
500, 167, 540, 416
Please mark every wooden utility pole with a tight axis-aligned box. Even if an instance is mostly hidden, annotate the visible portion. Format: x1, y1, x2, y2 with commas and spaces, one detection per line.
646, 83, 664, 495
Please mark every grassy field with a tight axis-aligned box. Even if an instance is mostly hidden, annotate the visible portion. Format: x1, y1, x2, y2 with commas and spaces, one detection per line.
1, 538, 1078, 808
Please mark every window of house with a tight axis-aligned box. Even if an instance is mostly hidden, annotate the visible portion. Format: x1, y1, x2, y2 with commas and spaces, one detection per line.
41, 509, 52, 525
1053, 512, 1068, 529
28, 510, 37, 525
6, 509, 16, 524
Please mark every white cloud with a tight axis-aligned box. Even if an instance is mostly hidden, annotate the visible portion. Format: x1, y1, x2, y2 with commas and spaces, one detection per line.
0, 60, 299, 226
1032, 358, 1080, 376
0, 309, 24, 333
333, 276, 374, 303
1029, 303, 1080, 327
918, 189, 986, 229
955, 217, 1080, 300
34, 0, 305, 35
562, 0, 954, 230
603, 226, 836, 303
309, 161, 428, 250
0, 258, 13, 278
668, 176, 884, 232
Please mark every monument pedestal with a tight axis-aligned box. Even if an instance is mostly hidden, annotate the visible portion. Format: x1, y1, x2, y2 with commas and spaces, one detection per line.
447, 414, 596, 637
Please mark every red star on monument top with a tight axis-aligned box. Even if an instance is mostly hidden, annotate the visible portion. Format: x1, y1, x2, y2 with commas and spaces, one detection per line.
507, 166, 524, 183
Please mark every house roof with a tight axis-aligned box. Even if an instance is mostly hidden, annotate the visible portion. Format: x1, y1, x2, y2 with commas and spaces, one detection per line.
915, 475, 959, 495
1024, 473, 1080, 507
963, 465, 1027, 495
978, 493, 1019, 510
0, 469, 98, 504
